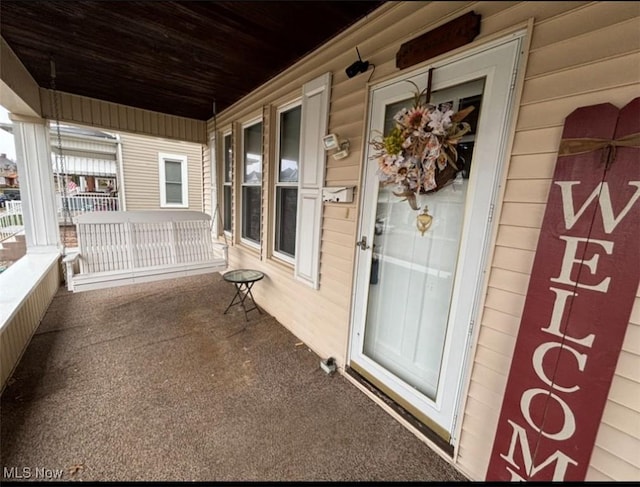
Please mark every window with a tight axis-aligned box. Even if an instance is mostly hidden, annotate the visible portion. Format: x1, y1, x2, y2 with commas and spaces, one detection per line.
159, 153, 188, 208
222, 132, 233, 233
241, 120, 262, 245
274, 103, 301, 261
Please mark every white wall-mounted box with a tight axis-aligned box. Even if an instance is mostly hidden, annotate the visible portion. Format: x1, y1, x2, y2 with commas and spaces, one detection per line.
322, 186, 354, 203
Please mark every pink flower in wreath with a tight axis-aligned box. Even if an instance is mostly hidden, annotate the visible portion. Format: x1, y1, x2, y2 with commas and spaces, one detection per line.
396, 106, 429, 130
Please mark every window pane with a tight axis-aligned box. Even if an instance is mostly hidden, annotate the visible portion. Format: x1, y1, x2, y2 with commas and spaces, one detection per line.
384, 97, 413, 135
223, 185, 232, 232
166, 182, 183, 204
458, 94, 481, 136
242, 186, 261, 243
243, 122, 262, 183
165, 160, 182, 183
223, 134, 232, 183
276, 187, 298, 257
279, 106, 301, 182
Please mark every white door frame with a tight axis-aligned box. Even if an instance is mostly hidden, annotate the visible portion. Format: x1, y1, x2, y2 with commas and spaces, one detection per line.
349, 32, 524, 442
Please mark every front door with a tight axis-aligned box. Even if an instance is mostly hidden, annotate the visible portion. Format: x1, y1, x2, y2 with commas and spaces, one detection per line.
349, 37, 523, 442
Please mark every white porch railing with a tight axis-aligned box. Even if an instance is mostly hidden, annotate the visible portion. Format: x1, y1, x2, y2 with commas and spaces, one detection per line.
5, 200, 22, 214
57, 193, 119, 219
0, 202, 24, 241
0, 194, 119, 240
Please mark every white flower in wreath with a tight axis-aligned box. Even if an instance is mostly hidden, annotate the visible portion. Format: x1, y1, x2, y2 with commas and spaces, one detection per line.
427, 105, 454, 136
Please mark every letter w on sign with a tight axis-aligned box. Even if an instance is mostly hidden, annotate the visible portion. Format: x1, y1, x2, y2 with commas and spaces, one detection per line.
486, 98, 640, 481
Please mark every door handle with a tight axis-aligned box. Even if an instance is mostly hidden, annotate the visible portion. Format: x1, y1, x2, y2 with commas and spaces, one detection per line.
356, 236, 370, 251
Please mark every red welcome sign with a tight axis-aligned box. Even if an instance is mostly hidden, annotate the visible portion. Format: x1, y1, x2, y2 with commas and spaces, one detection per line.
486, 98, 640, 481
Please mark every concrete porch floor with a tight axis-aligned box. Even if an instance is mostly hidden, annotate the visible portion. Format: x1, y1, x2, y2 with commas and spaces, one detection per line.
0, 273, 468, 482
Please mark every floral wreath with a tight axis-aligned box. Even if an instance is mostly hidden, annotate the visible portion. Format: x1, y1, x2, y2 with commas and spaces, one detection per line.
369, 81, 475, 212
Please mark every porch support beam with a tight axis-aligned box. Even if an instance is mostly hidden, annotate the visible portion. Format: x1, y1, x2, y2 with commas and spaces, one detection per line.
10, 114, 61, 253
0, 37, 41, 117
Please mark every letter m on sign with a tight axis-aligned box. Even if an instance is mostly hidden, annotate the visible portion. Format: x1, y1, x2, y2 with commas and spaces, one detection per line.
486, 97, 640, 481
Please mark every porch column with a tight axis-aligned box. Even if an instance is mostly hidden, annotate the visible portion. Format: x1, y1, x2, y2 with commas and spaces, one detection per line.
10, 114, 60, 253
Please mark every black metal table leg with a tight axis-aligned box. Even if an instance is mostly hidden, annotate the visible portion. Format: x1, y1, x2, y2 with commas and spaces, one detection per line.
242, 282, 263, 320
224, 281, 263, 321
222, 269, 265, 322
223, 283, 244, 315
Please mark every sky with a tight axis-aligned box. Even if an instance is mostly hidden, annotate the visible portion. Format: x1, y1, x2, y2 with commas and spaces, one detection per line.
0, 106, 17, 160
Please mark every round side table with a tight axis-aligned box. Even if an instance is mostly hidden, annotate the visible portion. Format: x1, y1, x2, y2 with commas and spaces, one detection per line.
222, 269, 265, 321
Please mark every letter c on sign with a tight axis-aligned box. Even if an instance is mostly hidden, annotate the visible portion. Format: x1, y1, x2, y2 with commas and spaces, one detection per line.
533, 342, 588, 393
521, 388, 576, 441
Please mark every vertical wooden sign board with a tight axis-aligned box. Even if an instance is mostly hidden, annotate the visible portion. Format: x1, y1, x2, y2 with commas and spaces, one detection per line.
486, 97, 640, 481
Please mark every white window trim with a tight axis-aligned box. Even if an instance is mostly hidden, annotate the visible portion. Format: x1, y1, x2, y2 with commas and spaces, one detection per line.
209, 134, 219, 236
222, 129, 233, 238
272, 98, 302, 265
158, 152, 188, 208
240, 117, 263, 249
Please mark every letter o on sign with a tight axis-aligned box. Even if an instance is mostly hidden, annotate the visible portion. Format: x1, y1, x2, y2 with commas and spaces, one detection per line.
521, 388, 576, 441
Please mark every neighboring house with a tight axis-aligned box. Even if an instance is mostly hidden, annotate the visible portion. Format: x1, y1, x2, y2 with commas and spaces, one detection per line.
0, 153, 17, 187
204, 2, 639, 482
50, 123, 118, 197
0, 121, 118, 196
0, 122, 204, 212
119, 132, 203, 211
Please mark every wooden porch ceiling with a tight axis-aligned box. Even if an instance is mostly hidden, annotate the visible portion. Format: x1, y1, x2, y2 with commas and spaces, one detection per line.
0, 1, 385, 121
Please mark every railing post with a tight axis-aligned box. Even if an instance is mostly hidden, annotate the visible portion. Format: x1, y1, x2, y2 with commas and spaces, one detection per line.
10, 114, 61, 253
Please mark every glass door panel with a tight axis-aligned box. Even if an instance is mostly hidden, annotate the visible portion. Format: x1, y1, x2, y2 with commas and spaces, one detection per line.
363, 79, 483, 400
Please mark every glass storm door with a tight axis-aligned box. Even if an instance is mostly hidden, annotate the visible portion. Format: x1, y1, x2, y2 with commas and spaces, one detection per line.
349, 37, 522, 442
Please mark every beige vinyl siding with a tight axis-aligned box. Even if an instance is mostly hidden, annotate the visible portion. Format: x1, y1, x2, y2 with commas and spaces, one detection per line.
119, 132, 204, 211
201, 1, 640, 481
456, 2, 640, 482
39, 89, 206, 144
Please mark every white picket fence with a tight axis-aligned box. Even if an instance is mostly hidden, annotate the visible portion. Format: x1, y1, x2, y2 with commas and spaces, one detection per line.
0, 194, 119, 241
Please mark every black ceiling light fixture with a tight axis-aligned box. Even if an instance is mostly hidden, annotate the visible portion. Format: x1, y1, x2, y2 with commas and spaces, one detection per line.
345, 46, 371, 79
